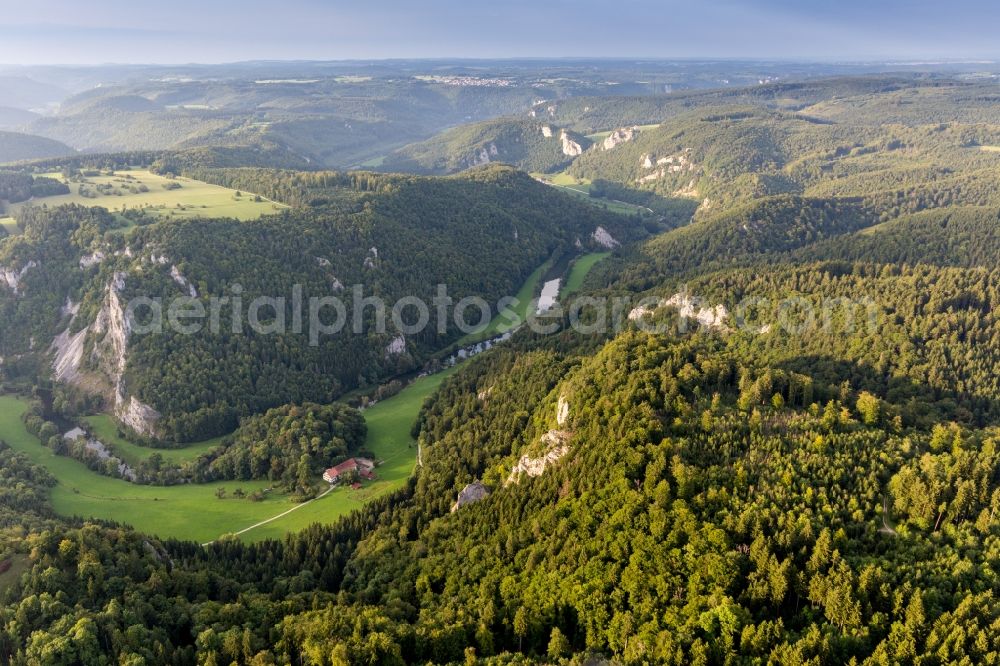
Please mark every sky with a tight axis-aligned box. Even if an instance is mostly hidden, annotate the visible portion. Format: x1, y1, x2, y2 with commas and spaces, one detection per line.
0, 0, 998, 64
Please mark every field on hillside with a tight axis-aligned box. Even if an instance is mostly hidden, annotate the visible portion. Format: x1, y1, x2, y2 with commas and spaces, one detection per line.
533, 171, 647, 215
563, 252, 610, 296
0, 217, 17, 235
8, 170, 285, 221
84, 415, 226, 467
0, 369, 456, 543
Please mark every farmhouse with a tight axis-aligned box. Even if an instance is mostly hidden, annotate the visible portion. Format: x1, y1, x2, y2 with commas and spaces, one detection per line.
323, 457, 376, 484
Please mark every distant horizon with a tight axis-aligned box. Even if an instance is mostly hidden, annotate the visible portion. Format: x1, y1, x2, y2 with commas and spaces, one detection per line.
2, 0, 999, 66
1, 56, 998, 69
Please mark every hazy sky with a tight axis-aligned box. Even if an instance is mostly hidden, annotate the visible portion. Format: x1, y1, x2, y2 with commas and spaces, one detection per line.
1, 0, 998, 64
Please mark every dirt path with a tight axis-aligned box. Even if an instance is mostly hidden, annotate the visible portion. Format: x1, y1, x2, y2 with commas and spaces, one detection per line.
201, 485, 334, 546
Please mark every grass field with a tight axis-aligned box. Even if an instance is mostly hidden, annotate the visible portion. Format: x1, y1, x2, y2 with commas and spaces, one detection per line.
0, 369, 456, 543
84, 415, 226, 467
0, 217, 17, 235
563, 252, 610, 296
533, 172, 647, 215
8, 170, 285, 222
979, 146, 1000, 153
457, 258, 553, 346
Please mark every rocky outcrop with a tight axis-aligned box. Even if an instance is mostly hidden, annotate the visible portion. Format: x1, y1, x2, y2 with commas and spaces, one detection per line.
79, 251, 105, 269
91, 272, 130, 378
50, 270, 161, 438
169, 265, 197, 297
507, 429, 572, 484
469, 143, 499, 167
541, 125, 553, 138
116, 390, 161, 439
637, 150, 698, 186
450, 481, 491, 512
51, 325, 89, 384
560, 130, 583, 157
602, 126, 639, 150
385, 334, 406, 357
557, 395, 570, 426
1, 260, 37, 295
591, 226, 620, 249
628, 292, 729, 331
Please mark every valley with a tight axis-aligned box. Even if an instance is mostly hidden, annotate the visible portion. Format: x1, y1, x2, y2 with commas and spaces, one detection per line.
2, 59, 1000, 663
0, 367, 452, 543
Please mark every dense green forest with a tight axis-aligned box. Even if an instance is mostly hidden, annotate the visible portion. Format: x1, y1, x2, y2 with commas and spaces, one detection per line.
2, 73, 1000, 664
192, 402, 367, 494
1, 164, 632, 441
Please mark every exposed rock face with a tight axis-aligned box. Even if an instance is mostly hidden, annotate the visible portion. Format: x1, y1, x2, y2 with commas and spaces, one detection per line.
603, 126, 639, 150
79, 251, 105, 269
541, 125, 553, 138
469, 143, 499, 167
591, 226, 620, 249
116, 391, 161, 439
50, 270, 161, 438
450, 481, 491, 512
557, 395, 570, 426
316, 257, 331, 267
385, 334, 406, 357
506, 429, 572, 485
169, 265, 198, 297
1, 260, 37, 295
628, 292, 729, 331
560, 130, 583, 157
91, 272, 130, 378
637, 150, 698, 185
51, 325, 89, 384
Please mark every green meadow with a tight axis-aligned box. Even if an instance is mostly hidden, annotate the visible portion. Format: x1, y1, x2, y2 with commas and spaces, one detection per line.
83, 415, 226, 467
457, 259, 553, 345
0, 368, 456, 544
562, 252, 610, 296
533, 171, 647, 215
8, 170, 285, 222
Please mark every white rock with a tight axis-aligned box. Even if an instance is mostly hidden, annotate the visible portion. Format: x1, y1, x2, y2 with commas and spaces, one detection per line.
557, 395, 570, 426
602, 126, 639, 151
541, 125, 553, 138
560, 130, 583, 157
79, 251, 105, 269
169, 265, 197, 298
0, 261, 38, 295
385, 334, 406, 356
591, 226, 620, 249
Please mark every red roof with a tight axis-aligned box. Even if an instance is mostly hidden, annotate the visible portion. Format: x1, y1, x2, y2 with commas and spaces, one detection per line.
324, 457, 376, 479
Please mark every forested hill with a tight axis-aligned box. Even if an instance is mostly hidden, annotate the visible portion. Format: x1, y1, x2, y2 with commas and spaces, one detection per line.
379, 117, 593, 175
0, 131, 75, 164
3, 74, 1000, 664
0, 163, 635, 441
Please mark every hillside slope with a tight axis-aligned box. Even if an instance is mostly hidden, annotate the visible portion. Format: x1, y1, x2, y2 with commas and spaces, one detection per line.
0, 164, 634, 441
0, 131, 74, 164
